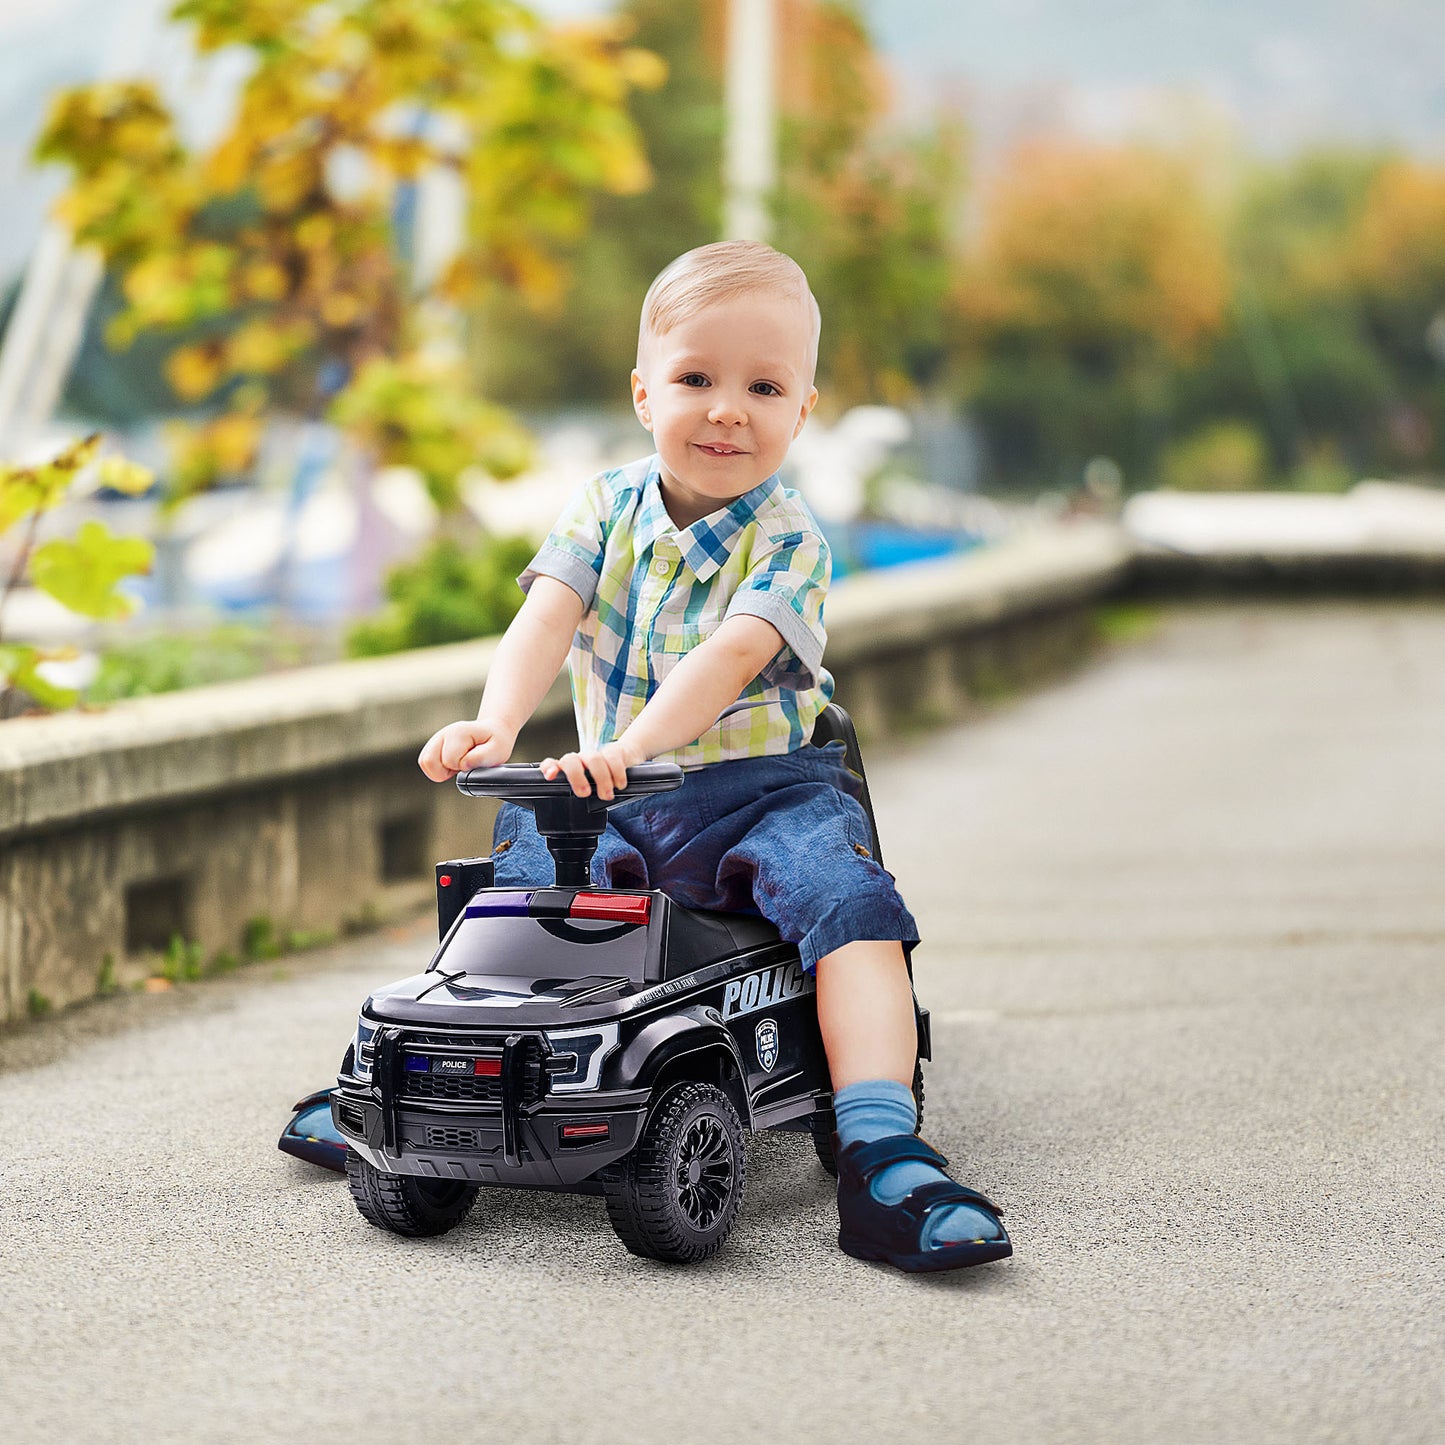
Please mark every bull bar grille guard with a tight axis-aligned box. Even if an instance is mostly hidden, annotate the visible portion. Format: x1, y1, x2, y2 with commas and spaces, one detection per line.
371, 1026, 553, 1168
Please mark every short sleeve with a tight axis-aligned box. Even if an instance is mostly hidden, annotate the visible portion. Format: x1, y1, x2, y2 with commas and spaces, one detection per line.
517, 472, 611, 610
723, 527, 830, 689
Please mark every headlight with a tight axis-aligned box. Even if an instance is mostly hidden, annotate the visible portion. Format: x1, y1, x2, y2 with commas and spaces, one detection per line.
545, 1024, 620, 1093
353, 1018, 377, 1079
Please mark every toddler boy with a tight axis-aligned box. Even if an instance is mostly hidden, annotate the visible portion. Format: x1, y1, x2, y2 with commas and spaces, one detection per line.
418, 240, 1010, 1272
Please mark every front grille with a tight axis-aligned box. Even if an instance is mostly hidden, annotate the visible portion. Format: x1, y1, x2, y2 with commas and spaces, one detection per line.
337, 1101, 366, 1133
388, 1031, 549, 1108
401, 1073, 504, 1104
425, 1126, 484, 1150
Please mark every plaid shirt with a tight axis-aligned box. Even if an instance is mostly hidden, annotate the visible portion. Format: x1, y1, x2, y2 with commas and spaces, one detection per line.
518, 453, 835, 768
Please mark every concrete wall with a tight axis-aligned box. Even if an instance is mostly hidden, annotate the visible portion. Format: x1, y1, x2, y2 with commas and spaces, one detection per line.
0, 525, 1131, 1024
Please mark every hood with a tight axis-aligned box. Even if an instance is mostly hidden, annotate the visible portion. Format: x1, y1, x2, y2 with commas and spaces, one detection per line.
365, 969, 638, 1025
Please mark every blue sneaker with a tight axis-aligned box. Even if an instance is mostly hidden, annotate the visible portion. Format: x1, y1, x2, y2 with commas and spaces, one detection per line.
836, 1133, 1012, 1273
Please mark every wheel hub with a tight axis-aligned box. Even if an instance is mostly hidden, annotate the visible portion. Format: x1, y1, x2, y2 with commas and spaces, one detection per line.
674, 1113, 733, 1230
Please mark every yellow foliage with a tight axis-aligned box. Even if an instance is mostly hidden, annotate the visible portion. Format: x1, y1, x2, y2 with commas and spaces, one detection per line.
319, 292, 363, 328
165, 344, 225, 401
240, 259, 290, 302
98, 456, 156, 494
619, 46, 668, 91
256, 151, 322, 212
37, 0, 661, 514
1352, 159, 1445, 295
163, 414, 262, 498
958, 140, 1228, 363
226, 319, 295, 374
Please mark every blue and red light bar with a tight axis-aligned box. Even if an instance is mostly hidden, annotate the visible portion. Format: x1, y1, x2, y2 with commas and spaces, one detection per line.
463, 890, 651, 924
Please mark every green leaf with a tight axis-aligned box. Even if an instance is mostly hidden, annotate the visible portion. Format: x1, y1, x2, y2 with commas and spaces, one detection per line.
28, 521, 154, 620
0, 643, 81, 710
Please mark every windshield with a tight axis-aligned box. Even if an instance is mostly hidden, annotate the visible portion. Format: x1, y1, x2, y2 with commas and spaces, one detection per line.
433, 913, 648, 984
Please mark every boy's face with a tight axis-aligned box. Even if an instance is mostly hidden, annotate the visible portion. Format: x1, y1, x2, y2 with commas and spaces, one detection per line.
631, 291, 818, 529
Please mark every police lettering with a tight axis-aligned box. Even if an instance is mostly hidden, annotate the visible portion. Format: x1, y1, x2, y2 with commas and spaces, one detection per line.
721, 961, 806, 1020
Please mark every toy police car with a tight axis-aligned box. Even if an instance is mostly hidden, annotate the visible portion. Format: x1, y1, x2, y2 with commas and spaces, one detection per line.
308, 704, 929, 1264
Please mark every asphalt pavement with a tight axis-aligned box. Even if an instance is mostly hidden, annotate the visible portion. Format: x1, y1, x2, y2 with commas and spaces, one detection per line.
1, 602, 1441, 1444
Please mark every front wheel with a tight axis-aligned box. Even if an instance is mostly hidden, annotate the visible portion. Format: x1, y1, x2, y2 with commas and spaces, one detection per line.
346, 1153, 479, 1237
601, 1082, 746, 1263
810, 1060, 925, 1178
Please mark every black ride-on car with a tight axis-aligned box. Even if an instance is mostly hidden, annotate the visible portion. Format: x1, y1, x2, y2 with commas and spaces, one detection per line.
321, 702, 930, 1264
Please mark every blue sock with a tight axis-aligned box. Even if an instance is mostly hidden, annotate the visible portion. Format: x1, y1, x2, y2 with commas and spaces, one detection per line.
833, 1078, 995, 1248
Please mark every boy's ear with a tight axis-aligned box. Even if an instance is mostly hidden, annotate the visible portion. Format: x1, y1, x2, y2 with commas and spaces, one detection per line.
631, 369, 653, 430
793, 385, 819, 439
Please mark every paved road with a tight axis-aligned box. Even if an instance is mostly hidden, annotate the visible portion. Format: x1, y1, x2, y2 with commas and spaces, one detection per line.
2, 604, 1442, 1444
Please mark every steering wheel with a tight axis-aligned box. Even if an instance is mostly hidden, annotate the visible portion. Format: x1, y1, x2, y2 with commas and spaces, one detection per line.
455, 762, 684, 888
455, 761, 684, 810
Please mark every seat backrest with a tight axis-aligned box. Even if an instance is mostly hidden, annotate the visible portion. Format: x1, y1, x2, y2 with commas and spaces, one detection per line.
809, 702, 885, 869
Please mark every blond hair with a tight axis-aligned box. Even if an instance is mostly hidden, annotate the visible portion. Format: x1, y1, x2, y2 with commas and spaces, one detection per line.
638, 240, 821, 381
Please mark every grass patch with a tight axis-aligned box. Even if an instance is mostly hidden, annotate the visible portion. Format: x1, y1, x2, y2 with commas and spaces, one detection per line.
1094, 603, 1162, 645
96, 953, 119, 997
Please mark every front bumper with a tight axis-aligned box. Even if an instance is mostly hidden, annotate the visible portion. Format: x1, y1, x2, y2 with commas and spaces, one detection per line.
332, 1026, 649, 1191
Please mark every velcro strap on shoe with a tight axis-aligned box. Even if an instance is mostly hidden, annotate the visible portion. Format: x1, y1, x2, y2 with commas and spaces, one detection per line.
844, 1133, 950, 1183
902, 1178, 1004, 1222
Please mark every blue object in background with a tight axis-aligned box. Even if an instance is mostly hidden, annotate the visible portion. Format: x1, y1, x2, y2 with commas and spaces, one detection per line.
825, 522, 981, 581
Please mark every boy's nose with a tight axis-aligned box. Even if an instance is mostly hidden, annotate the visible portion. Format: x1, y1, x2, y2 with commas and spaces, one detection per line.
707, 393, 748, 425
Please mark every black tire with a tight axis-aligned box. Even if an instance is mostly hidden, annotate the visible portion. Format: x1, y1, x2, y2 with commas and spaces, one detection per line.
602, 1081, 746, 1263
810, 1060, 925, 1178
346, 1152, 479, 1237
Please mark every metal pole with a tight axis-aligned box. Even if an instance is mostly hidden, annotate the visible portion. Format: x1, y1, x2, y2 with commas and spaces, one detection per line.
0, 0, 181, 454
723, 0, 777, 242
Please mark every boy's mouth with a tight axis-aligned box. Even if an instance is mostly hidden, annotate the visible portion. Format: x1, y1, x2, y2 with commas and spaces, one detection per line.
695, 443, 747, 457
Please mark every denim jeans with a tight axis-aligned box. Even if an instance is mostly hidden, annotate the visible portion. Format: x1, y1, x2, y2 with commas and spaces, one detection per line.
491, 740, 920, 975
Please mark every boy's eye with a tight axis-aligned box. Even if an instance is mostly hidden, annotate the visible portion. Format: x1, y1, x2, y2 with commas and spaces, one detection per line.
750, 381, 782, 397
679, 373, 709, 387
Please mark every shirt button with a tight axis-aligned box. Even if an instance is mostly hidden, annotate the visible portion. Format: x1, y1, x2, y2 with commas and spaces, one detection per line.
654, 559, 670, 575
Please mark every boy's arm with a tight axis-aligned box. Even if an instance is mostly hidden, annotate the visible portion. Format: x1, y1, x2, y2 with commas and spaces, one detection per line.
418, 576, 584, 780
540, 616, 785, 799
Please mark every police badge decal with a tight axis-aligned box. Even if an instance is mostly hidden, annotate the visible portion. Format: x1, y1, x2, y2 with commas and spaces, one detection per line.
755, 1017, 778, 1072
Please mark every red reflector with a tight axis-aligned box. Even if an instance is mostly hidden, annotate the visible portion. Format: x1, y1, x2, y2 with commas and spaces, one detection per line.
570, 892, 651, 924
473, 1058, 502, 1076
561, 1123, 610, 1139
438, 874, 453, 887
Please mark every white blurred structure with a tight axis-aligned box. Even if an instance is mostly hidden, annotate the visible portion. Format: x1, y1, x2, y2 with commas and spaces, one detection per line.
788, 405, 912, 524
1125, 482, 1445, 556
723, 0, 776, 242
0, 0, 242, 452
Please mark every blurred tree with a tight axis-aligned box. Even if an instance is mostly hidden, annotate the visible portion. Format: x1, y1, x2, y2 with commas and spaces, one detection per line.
1158, 419, 1269, 492
474, 0, 964, 414
1349, 158, 1445, 469
1174, 149, 1396, 481
34, 0, 663, 506
473, 0, 722, 407
951, 140, 1229, 490
770, 0, 966, 407
345, 532, 537, 656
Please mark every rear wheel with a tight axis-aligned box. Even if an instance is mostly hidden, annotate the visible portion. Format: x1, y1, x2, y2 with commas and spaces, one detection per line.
602, 1082, 745, 1263
811, 1059, 925, 1178
346, 1153, 479, 1237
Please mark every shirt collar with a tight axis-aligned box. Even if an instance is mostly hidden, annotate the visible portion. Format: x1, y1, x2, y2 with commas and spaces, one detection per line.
635, 456, 780, 583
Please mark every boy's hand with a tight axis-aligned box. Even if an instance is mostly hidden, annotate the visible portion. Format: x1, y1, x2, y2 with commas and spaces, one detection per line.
418, 717, 517, 781
540, 738, 647, 801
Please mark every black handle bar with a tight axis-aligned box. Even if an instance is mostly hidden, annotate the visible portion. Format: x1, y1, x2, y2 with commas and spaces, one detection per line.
455, 761, 684, 806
